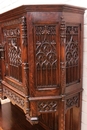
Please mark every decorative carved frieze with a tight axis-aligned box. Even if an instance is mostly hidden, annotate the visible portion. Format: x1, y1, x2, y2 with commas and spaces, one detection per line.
2, 17, 26, 27
3, 28, 20, 37
66, 94, 79, 109
3, 86, 25, 109
38, 100, 58, 112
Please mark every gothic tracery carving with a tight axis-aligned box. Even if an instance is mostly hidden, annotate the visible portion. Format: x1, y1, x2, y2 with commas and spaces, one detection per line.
38, 101, 57, 112
66, 94, 79, 109
66, 26, 79, 66
8, 38, 22, 66
3, 86, 25, 109
34, 25, 58, 88
66, 25, 80, 85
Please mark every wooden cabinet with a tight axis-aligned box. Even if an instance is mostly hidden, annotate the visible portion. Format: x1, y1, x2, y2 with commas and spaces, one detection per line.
0, 5, 86, 130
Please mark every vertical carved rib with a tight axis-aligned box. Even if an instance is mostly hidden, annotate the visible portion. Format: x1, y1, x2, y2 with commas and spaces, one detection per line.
21, 16, 27, 46
23, 63, 29, 114
59, 16, 66, 130
21, 16, 29, 114
60, 16, 66, 94
59, 101, 65, 130
0, 44, 5, 98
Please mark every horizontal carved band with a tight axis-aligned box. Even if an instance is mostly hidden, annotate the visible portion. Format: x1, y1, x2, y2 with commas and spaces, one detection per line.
38, 100, 58, 112
29, 95, 64, 101
3, 86, 25, 109
2, 16, 25, 26
66, 94, 79, 110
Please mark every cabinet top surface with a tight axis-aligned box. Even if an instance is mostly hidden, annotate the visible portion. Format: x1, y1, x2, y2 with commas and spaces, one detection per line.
0, 4, 86, 21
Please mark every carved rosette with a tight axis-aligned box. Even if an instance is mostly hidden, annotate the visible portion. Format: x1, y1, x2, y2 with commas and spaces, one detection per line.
60, 16, 66, 94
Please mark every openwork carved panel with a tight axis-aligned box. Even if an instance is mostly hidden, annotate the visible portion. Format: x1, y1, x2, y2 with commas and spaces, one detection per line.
38, 101, 57, 112
3, 28, 20, 37
3, 86, 25, 109
66, 25, 80, 85
8, 38, 22, 66
34, 24, 58, 88
3, 27, 22, 82
66, 94, 79, 110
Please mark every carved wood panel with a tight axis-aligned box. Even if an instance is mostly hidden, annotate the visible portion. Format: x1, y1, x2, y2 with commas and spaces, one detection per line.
38, 100, 58, 113
34, 24, 59, 89
66, 25, 80, 85
3, 27, 22, 82
66, 94, 79, 110
3, 85, 25, 110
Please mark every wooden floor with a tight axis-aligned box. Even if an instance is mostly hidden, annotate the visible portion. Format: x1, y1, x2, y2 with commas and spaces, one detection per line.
0, 102, 45, 130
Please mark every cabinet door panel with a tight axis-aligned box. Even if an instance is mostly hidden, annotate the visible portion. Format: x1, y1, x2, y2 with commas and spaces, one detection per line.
34, 24, 59, 89
2, 26, 22, 82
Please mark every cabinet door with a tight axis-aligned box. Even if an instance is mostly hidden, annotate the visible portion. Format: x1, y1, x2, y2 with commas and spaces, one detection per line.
27, 12, 60, 97
2, 25, 22, 82
65, 24, 82, 93
0, 17, 28, 112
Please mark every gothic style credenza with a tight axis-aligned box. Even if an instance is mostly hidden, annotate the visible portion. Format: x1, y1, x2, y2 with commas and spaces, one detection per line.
0, 5, 86, 130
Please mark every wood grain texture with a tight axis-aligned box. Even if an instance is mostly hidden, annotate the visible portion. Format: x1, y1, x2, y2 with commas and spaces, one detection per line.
0, 4, 86, 130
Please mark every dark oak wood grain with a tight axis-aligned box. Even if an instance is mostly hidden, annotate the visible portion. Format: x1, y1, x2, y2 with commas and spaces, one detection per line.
0, 4, 86, 130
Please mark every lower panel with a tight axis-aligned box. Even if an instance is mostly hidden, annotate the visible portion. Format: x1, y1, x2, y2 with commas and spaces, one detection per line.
39, 113, 58, 130
65, 107, 81, 130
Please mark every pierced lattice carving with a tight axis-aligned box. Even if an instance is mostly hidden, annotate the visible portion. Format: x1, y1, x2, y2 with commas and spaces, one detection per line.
8, 38, 22, 66
3, 26, 22, 81
34, 25, 58, 88
66, 94, 79, 109
3, 16, 27, 82
3, 28, 20, 37
66, 26, 79, 66
66, 25, 80, 85
38, 101, 57, 112
3, 86, 25, 109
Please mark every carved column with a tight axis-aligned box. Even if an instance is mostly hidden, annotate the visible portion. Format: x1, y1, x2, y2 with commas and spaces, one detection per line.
58, 16, 66, 130
0, 44, 5, 98
20, 17, 29, 115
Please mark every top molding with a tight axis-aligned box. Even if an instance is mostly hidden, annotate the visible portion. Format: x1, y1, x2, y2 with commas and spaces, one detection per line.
0, 4, 86, 21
